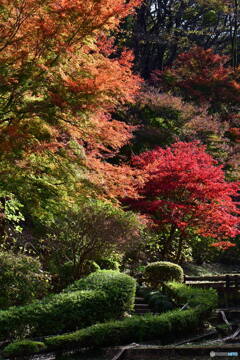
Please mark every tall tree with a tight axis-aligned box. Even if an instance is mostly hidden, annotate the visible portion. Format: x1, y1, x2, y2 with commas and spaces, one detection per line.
155, 47, 240, 113
121, 0, 238, 78
123, 141, 240, 263
0, 0, 143, 231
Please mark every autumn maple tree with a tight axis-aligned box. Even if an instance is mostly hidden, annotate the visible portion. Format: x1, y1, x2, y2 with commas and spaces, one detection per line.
153, 47, 240, 113
150, 47, 240, 179
123, 141, 240, 263
0, 0, 143, 231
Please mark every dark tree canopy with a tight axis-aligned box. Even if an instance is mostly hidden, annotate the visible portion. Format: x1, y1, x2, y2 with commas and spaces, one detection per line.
122, 0, 239, 78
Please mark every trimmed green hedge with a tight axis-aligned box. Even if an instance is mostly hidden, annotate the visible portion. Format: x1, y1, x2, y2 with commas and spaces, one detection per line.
45, 308, 200, 351
45, 282, 217, 351
3, 340, 46, 357
144, 291, 174, 313
166, 282, 218, 311
65, 270, 136, 315
0, 270, 136, 341
144, 262, 184, 288
0, 290, 110, 339
2, 309, 200, 357
2, 282, 218, 358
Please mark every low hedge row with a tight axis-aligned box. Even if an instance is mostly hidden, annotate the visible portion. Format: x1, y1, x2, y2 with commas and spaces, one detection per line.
166, 282, 218, 311
45, 308, 201, 351
2, 282, 218, 358
0, 290, 109, 339
2, 309, 201, 357
0, 271, 136, 340
143, 291, 174, 313
3, 340, 46, 358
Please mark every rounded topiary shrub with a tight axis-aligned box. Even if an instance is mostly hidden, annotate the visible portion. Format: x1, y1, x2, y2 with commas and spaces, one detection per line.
65, 270, 136, 315
144, 261, 184, 288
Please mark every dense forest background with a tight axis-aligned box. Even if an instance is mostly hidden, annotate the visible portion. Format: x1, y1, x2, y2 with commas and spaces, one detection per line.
0, 0, 240, 297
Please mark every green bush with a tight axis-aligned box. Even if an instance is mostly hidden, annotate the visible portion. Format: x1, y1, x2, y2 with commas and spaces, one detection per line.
45, 283, 217, 352
44, 200, 142, 283
3, 282, 218, 356
3, 340, 46, 357
65, 270, 136, 315
166, 282, 218, 311
45, 308, 200, 351
51, 260, 100, 290
144, 261, 184, 288
0, 270, 136, 340
0, 290, 111, 339
0, 251, 50, 309
96, 258, 120, 271
4, 310, 198, 356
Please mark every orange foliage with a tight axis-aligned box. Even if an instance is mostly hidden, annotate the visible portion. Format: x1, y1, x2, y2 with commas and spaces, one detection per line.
211, 241, 236, 250
0, 0, 143, 200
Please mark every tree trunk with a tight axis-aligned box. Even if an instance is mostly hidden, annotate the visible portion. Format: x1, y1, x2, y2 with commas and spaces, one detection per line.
161, 225, 176, 260
175, 236, 184, 264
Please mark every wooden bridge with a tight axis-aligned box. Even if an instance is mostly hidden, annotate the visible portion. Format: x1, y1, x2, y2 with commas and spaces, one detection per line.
184, 274, 240, 289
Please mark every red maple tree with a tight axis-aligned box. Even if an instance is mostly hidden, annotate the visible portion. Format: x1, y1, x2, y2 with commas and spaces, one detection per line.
153, 47, 240, 112
123, 141, 240, 262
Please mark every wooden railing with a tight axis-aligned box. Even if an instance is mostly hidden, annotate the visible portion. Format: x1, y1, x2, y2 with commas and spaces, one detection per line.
184, 274, 240, 289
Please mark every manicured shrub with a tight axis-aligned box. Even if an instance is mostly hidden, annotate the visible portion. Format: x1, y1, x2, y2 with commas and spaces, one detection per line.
45, 308, 200, 351
96, 258, 120, 271
0, 271, 136, 340
144, 261, 184, 288
3, 340, 46, 357
166, 282, 218, 311
45, 283, 216, 352
0, 290, 111, 339
0, 251, 50, 309
65, 270, 136, 315
3, 283, 218, 356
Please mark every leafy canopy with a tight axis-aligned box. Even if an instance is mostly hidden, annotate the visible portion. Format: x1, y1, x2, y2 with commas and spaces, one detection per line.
123, 141, 240, 261
0, 0, 143, 231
